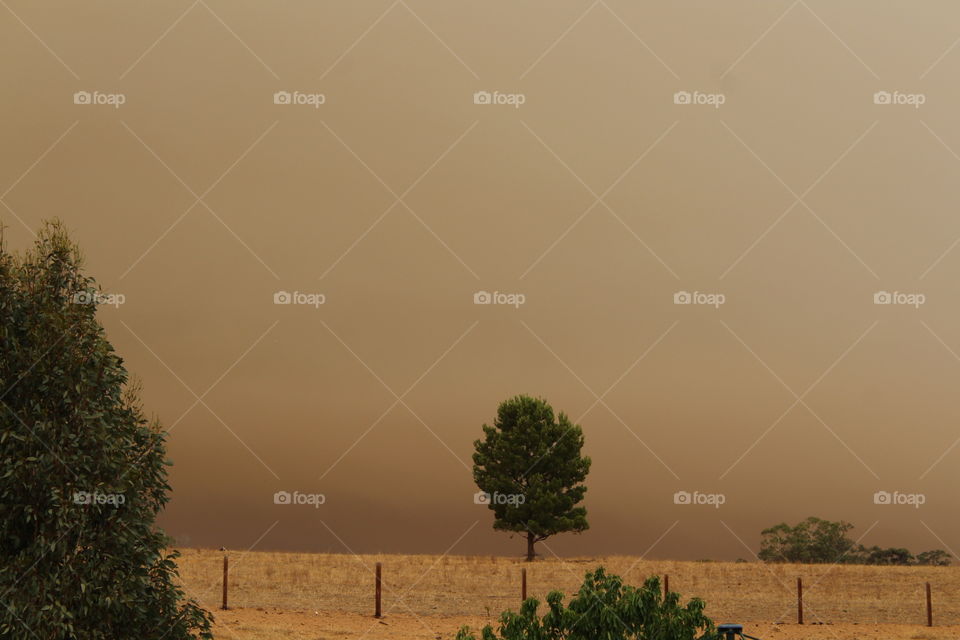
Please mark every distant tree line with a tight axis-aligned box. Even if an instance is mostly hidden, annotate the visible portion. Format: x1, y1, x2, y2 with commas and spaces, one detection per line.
759, 517, 951, 566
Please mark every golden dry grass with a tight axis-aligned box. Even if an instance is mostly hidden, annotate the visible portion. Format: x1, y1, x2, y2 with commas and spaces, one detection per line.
174, 549, 960, 639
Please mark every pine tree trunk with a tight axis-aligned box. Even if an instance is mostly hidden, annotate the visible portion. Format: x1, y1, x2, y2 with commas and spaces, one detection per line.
526, 532, 535, 562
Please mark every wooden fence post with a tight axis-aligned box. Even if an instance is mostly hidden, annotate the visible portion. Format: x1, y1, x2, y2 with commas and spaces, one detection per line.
221, 554, 228, 610
797, 577, 803, 625
926, 582, 933, 627
375, 562, 382, 618
521, 567, 527, 603
664, 574, 669, 597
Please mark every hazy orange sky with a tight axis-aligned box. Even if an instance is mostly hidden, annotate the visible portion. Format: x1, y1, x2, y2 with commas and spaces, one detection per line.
4, 0, 960, 560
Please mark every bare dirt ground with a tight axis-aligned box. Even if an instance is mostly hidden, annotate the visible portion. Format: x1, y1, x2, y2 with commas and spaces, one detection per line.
210, 610, 960, 640
175, 549, 960, 639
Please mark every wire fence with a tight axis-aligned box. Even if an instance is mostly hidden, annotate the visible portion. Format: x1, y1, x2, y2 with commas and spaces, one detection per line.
175, 551, 959, 627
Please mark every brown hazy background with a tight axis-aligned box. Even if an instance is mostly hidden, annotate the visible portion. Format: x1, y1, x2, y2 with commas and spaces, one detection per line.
3, 0, 960, 560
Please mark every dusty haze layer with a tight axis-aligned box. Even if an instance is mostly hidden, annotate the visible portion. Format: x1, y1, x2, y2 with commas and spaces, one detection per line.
3, 1, 960, 560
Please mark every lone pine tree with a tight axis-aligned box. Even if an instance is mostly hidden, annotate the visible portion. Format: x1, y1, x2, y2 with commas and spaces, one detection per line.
473, 395, 591, 561
0, 221, 212, 639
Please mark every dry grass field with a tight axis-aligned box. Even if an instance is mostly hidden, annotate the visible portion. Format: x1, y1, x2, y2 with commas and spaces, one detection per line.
175, 549, 960, 639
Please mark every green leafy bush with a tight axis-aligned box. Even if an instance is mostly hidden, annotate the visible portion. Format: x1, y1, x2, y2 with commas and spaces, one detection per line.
455, 566, 714, 640
0, 222, 213, 639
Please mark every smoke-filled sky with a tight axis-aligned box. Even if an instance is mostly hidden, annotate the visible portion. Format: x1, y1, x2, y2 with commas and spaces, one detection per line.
4, 0, 960, 561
